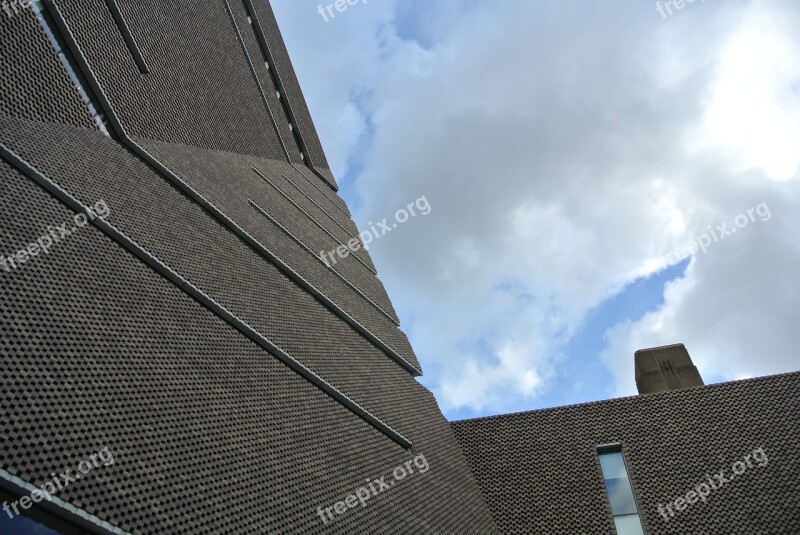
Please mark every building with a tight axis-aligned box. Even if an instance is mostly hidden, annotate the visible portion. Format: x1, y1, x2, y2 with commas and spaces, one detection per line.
452, 366, 800, 534
2, 2, 798, 534
0, 1, 497, 533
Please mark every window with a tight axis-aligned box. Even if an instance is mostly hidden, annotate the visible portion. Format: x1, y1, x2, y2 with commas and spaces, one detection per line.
240, 0, 310, 165
0, 488, 86, 534
598, 445, 646, 535
32, 1, 111, 135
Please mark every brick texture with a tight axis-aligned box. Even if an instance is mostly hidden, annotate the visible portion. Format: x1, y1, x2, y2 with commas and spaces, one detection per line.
0, 159, 496, 534
0, 7, 96, 130
0, 1, 499, 532
452, 373, 800, 534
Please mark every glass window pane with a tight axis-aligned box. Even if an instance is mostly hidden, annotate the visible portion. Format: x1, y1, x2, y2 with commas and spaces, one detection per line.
0, 488, 84, 534
33, 5, 111, 138
599, 452, 638, 516
599, 452, 628, 479
604, 476, 638, 515
0, 512, 65, 534
614, 514, 645, 535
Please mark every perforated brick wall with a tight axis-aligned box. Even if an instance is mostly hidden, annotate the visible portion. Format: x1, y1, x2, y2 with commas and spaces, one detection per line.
1, 116, 421, 439
137, 137, 394, 323
452, 373, 800, 534
251, 0, 331, 173
0, 159, 497, 534
0, 7, 96, 130
0, 1, 501, 532
55, 0, 289, 162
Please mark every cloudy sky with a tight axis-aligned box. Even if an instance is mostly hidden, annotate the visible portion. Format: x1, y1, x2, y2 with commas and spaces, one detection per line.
271, 0, 800, 421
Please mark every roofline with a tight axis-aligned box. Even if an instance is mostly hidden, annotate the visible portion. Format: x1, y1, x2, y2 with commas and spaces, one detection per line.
450, 370, 800, 425
633, 343, 687, 356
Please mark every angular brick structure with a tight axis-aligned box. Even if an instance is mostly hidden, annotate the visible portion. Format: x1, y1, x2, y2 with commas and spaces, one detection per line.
0, 2, 497, 533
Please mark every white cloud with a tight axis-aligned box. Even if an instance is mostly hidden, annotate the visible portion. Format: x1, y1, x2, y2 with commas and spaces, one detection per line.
274, 0, 800, 415
602, 191, 800, 396
691, 2, 800, 182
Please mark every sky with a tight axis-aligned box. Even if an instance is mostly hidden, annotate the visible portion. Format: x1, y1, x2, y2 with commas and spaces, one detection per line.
271, 0, 800, 421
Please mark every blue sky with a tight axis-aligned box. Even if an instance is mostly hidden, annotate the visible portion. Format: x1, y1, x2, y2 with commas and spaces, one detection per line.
272, 0, 800, 420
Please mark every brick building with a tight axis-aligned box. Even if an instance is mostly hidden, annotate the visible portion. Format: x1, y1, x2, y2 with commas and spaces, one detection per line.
1, 2, 797, 534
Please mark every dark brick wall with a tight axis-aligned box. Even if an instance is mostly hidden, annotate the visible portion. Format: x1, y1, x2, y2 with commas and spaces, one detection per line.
137, 138, 391, 319
55, 0, 291, 161
452, 373, 800, 534
230, 0, 305, 165
0, 7, 96, 130
252, 0, 332, 173
0, 1, 500, 532
1, 116, 418, 440
0, 157, 497, 533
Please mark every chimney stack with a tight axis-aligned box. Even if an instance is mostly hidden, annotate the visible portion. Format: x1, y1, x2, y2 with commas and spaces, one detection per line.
634, 343, 704, 394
